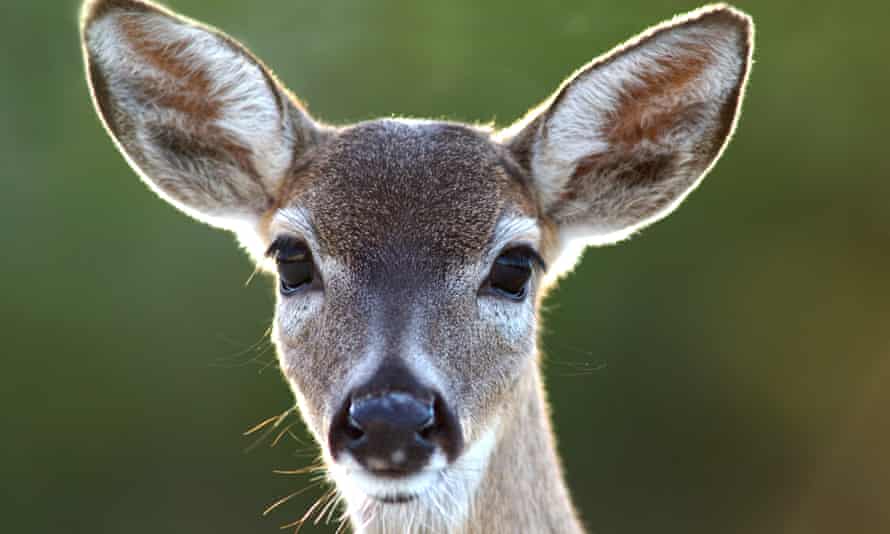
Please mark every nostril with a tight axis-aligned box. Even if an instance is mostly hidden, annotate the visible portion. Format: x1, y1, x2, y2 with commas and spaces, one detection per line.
345, 414, 365, 441
416, 405, 436, 441
419, 393, 458, 445
418, 423, 435, 441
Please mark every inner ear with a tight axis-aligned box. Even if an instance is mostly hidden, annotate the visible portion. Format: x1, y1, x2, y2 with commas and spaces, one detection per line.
81, 0, 324, 234
501, 6, 752, 247
604, 46, 719, 149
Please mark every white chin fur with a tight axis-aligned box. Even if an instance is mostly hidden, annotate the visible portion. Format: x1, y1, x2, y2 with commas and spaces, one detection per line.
329, 424, 499, 533
335, 451, 449, 502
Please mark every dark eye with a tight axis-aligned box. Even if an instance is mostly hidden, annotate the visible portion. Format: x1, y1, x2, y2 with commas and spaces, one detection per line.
486, 248, 540, 301
268, 239, 315, 295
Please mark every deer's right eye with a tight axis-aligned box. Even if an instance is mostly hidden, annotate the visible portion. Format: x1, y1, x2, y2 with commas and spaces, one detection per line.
267, 238, 316, 295
278, 254, 313, 295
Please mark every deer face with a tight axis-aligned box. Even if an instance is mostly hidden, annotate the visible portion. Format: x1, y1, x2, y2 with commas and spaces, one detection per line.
268, 120, 548, 501
82, 0, 751, 514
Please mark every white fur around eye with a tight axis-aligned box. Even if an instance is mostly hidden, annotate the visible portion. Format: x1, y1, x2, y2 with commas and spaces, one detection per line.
275, 291, 323, 334
478, 295, 536, 344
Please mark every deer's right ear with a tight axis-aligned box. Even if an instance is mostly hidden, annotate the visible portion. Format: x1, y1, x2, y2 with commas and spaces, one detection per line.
81, 0, 324, 236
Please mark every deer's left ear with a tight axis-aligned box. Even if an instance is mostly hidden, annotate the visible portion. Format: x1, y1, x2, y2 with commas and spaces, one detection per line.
500, 5, 753, 249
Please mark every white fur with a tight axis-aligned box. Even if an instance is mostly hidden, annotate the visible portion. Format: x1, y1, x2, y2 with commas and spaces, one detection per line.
273, 207, 321, 254
477, 212, 542, 337
331, 424, 499, 534
269, 211, 327, 338
478, 295, 535, 346
489, 213, 541, 254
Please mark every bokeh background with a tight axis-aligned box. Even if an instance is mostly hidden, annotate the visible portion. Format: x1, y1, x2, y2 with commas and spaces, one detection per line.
3, 1, 889, 532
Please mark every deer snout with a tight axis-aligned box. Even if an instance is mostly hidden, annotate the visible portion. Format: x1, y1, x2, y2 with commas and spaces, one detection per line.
329, 390, 462, 477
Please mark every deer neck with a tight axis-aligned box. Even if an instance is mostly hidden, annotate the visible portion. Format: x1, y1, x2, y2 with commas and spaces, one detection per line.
462, 362, 584, 533
352, 361, 584, 534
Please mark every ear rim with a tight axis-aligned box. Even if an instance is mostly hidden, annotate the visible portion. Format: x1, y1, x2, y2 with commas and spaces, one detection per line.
498, 3, 754, 237
80, 0, 326, 235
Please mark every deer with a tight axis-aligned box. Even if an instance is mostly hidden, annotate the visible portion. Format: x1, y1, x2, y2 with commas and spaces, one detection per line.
80, 0, 753, 531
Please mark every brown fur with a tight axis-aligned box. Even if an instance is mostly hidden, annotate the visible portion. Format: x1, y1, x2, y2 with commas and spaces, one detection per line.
119, 15, 222, 121
607, 47, 712, 146
297, 121, 523, 261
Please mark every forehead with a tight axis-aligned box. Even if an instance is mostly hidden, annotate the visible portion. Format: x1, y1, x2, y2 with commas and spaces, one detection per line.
289, 119, 534, 263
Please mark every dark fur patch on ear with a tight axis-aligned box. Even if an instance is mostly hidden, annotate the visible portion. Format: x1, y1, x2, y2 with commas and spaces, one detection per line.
563, 152, 675, 201
606, 45, 712, 146
118, 15, 223, 123
148, 125, 261, 184
569, 152, 674, 190
552, 151, 683, 231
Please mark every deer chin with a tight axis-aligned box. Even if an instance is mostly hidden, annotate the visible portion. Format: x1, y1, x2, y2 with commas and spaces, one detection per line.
330, 424, 499, 526
333, 450, 450, 504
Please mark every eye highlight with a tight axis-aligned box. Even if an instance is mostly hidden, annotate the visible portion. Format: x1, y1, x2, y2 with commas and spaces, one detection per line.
266, 237, 317, 295
484, 247, 545, 301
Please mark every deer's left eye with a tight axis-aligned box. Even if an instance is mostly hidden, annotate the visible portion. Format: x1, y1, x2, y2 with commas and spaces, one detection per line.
484, 247, 541, 301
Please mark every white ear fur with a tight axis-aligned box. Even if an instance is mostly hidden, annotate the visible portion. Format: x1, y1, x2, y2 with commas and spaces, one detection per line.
500, 5, 752, 277
81, 0, 320, 244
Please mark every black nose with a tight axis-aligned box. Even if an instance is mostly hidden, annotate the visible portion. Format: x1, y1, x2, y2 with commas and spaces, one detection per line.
330, 390, 461, 477
350, 392, 434, 438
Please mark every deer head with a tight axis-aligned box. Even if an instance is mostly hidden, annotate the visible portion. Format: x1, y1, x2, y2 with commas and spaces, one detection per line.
81, 0, 752, 531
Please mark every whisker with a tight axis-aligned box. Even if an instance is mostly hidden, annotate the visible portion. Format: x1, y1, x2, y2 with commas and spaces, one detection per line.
315, 489, 341, 525
270, 422, 301, 448
324, 493, 344, 524
263, 481, 322, 516
211, 326, 274, 369
273, 463, 325, 476
243, 407, 297, 453
288, 489, 330, 530
244, 260, 266, 288
334, 515, 350, 534
285, 429, 313, 449
257, 355, 281, 374
281, 487, 336, 532
244, 413, 284, 437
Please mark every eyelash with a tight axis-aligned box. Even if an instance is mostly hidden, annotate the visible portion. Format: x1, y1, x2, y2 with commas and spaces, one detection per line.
511, 246, 547, 272
265, 238, 284, 259
265, 236, 302, 260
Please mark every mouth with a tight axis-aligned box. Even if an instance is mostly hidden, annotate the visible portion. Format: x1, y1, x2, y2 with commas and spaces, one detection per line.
356, 467, 444, 504
332, 456, 447, 505
374, 492, 419, 504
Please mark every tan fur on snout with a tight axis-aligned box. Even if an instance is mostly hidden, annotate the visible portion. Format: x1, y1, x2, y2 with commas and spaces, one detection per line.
81, 1, 753, 532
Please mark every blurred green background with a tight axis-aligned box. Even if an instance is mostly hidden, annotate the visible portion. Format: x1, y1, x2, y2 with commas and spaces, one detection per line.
3, 0, 889, 532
